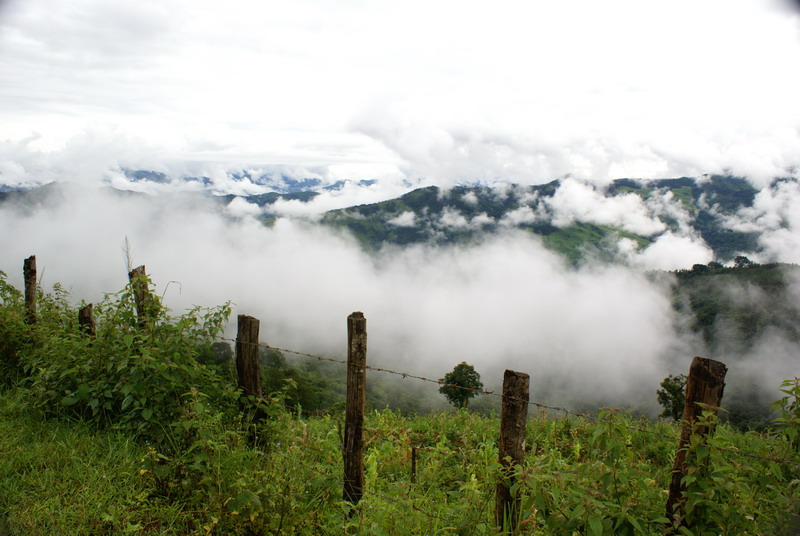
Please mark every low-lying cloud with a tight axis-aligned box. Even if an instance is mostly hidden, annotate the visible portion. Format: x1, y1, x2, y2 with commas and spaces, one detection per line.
7, 184, 791, 414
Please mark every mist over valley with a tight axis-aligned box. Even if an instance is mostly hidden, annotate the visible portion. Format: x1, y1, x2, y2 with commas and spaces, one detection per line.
2, 172, 799, 423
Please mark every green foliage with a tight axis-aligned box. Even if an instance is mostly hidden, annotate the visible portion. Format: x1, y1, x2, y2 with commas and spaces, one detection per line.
672, 262, 800, 349
0, 270, 28, 386
439, 362, 483, 408
1, 383, 798, 534
657, 374, 687, 421
669, 410, 799, 535
259, 347, 344, 412
520, 412, 672, 535
10, 275, 238, 446
1, 274, 799, 534
773, 378, 800, 448
539, 223, 651, 265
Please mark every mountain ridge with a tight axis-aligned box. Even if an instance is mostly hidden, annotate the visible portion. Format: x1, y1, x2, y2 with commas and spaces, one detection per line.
321, 175, 771, 264
2, 173, 795, 265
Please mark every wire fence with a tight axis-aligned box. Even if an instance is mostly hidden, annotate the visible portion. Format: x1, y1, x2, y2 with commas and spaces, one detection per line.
215, 335, 800, 468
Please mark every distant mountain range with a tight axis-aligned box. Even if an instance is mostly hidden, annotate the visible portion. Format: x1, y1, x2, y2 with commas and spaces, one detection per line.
321, 175, 772, 264
2, 173, 795, 264
120, 168, 379, 194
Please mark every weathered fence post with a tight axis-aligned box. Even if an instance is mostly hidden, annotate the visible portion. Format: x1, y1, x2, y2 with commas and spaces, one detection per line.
78, 303, 95, 338
235, 315, 262, 400
495, 369, 530, 532
665, 356, 728, 529
411, 446, 418, 484
343, 311, 367, 507
23, 255, 36, 324
128, 265, 154, 327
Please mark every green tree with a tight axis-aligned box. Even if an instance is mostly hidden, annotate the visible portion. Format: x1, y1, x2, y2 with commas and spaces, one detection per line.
657, 374, 687, 420
439, 362, 483, 408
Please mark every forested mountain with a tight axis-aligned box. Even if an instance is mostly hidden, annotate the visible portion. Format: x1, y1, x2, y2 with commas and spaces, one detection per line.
671, 261, 800, 351
322, 175, 768, 263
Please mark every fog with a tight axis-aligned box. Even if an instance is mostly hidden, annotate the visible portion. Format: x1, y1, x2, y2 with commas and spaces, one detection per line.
0, 185, 690, 410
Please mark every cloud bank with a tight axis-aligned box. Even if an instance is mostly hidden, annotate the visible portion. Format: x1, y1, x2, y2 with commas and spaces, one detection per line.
0, 185, 700, 411
3, 182, 799, 413
1, 0, 799, 189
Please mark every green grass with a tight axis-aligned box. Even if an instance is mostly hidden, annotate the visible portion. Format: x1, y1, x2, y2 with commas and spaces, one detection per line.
540, 223, 651, 265
0, 389, 174, 535
1, 387, 797, 535
1, 273, 798, 535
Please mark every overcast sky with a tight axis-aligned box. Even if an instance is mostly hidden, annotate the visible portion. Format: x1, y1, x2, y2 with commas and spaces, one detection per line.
3, 1, 800, 410
1, 0, 799, 188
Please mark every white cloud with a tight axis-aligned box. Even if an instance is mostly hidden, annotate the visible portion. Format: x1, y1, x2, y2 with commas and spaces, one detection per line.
387, 211, 416, 227
226, 196, 262, 218
0, 0, 798, 186
542, 178, 667, 236
631, 232, 714, 271
500, 206, 537, 226
461, 191, 478, 205
721, 180, 800, 262
438, 207, 470, 229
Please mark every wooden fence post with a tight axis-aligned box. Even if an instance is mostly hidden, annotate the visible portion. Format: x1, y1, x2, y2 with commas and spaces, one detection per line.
235, 315, 262, 400
665, 356, 727, 529
23, 255, 36, 324
78, 303, 95, 338
128, 265, 154, 327
343, 311, 367, 506
495, 369, 530, 533
411, 446, 418, 484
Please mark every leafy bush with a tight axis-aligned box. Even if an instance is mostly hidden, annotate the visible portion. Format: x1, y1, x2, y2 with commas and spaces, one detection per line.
773, 378, 800, 448
0, 271, 29, 386
14, 275, 238, 446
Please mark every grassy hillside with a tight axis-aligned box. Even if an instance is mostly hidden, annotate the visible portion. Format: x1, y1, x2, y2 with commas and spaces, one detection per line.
1, 387, 798, 535
1, 271, 799, 534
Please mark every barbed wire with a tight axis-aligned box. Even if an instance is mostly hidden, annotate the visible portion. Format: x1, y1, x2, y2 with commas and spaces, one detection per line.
216, 336, 587, 417
215, 335, 800, 468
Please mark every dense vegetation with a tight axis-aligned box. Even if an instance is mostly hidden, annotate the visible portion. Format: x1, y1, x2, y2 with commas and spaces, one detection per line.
1, 271, 800, 534
665, 261, 800, 427
670, 261, 800, 350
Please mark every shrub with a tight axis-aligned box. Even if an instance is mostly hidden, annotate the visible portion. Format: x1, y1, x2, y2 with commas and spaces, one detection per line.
17, 276, 239, 446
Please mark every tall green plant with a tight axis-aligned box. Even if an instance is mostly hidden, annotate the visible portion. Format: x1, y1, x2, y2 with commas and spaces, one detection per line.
0, 271, 28, 386
18, 276, 238, 446
773, 378, 800, 448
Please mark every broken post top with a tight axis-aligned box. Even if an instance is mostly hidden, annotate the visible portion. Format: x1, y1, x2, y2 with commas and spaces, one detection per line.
680, 355, 728, 425
23, 255, 36, 277
690, 356, 728, 385
128, 265, 146, 279
237, 315, 260, 341
347, 311, 367, 333
503, 369, 530, 381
